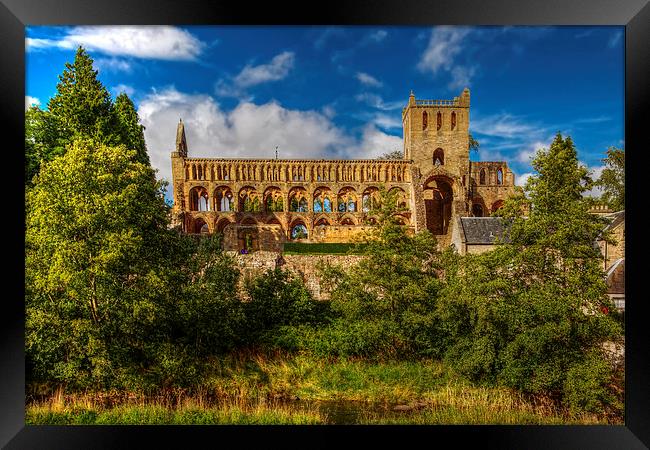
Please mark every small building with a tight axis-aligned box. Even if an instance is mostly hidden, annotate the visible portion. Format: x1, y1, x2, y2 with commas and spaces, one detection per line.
451, 216, 511, 255
596, 210, 625, 311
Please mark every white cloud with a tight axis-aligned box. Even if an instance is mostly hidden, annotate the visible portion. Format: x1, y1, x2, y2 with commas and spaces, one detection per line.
448, 66, 477, 90
373, 113, 402, 131
26, 26, 205, 61
111, 84, 136, 98
365, 29, 388, 43
355, 72, 383, 87
417, 26, 475, 88
25, 96, 40, 111
354, 124, 403, 159
314, 27, 346, 49
472, 113, 540, 139
233, 51, 295, 88
216, 51, 296, 98
95, 57, 132, 73
138, 88, 403, 190
515, 140, 549, 163
515, 172, 533, 187
354, 93, 404, 111
607, 30, 622, 48
321, 105, 336, 119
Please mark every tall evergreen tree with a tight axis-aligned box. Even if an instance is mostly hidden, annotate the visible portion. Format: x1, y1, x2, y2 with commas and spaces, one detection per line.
114, 92, 150, 166
47, 46, 117, 146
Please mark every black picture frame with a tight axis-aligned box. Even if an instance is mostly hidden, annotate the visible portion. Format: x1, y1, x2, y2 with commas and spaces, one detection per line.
2, 0, 648, 448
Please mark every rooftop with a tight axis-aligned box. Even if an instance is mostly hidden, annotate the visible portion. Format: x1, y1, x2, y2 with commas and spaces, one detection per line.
460, 217, 512, 245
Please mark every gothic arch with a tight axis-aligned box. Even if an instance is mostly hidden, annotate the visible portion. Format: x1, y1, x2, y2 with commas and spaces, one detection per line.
215, 217, 234, 234
189, 186, 209, 212
433, 148, 444, 166
214, 186, 234, 212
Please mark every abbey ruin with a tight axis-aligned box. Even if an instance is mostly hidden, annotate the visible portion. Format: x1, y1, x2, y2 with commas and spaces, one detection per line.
170, 89, 516, 251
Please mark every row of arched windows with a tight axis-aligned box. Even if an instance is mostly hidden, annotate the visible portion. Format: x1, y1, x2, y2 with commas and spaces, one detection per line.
188, 186, 408, 214
423, 111, 457, 131
477, 167, 504, 185
184, 162, 409, 183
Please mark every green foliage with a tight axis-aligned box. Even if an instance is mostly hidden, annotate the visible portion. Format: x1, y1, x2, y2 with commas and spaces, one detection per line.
25, 138, 174, 389
177, 235, 244, 356
114, 92, 150, 166
595, 146, 624, 211
469, 133, 480, 152
25, 106, 68, 185
563, 351, 621, 415
47, 47, 118, 146
244, 268, 321, 344
376, 150, 404, 160
316, 187, 446, 358
440, 134, 622, 413
25, 47, 152, 187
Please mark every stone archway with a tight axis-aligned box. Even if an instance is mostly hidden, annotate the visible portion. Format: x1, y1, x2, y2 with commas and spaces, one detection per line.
422, 176, 454, 235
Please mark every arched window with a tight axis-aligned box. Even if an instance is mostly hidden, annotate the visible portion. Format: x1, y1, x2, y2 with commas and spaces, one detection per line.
451, 111, 457, 130
221, 193, 232, 211
215, 188, 233, 212
239, 187, 261, 212
291, 224, 308, 240
323, 197, 332, 213
194, 219, 207, 234
437, 111, 442, 130
190, 187, 209, 212
479, 168, 486, 185
422, 111, 428, 130
433, 148, 444, 166
289, 189, 308, 212
497, 168, 503, 185
472, 204, 484, 217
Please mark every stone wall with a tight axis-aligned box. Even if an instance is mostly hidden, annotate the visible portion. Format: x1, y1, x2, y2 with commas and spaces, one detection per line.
230, 251, 365, 300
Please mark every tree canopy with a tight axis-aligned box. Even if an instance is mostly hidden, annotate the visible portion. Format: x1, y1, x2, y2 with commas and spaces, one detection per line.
25, 46, 150, 186
595, 146, 624, 211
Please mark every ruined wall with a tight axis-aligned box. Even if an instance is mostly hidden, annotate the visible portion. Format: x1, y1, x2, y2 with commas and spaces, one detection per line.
230, 251, 365, 300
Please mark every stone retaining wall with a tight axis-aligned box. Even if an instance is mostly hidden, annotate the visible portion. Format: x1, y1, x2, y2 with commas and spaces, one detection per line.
230, 251, 365, 300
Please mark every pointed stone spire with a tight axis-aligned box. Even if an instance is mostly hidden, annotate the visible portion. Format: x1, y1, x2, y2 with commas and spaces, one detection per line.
408, 90, 415, 106
176, 118, 188, 157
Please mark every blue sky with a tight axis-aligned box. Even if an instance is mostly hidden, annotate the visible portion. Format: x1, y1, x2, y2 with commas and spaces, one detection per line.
26, 25, 624, 195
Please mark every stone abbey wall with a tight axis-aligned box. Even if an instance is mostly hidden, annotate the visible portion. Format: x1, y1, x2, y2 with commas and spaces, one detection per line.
171, 88, 517, 252
231, 251, 365, 300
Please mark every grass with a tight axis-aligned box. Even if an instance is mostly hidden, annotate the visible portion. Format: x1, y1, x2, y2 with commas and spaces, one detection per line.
26, 350, 619, 425
26, 396, 325, 425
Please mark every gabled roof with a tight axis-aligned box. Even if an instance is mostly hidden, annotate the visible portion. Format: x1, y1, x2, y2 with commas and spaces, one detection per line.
459, 217, 512, 245
603, 210, 625, 232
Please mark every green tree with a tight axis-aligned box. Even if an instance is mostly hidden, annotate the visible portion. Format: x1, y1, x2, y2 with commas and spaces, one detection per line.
47, 47, 118, 146
25, 47, 152, 186
318, 187, 446, 358
595, 146, 624, 211
469, 133, 480, 153
441, 134, 622, 414
114, 92, 150, 166
377, 150, 404, 160
25, 106, 67, 185
25, 138, 173, 389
